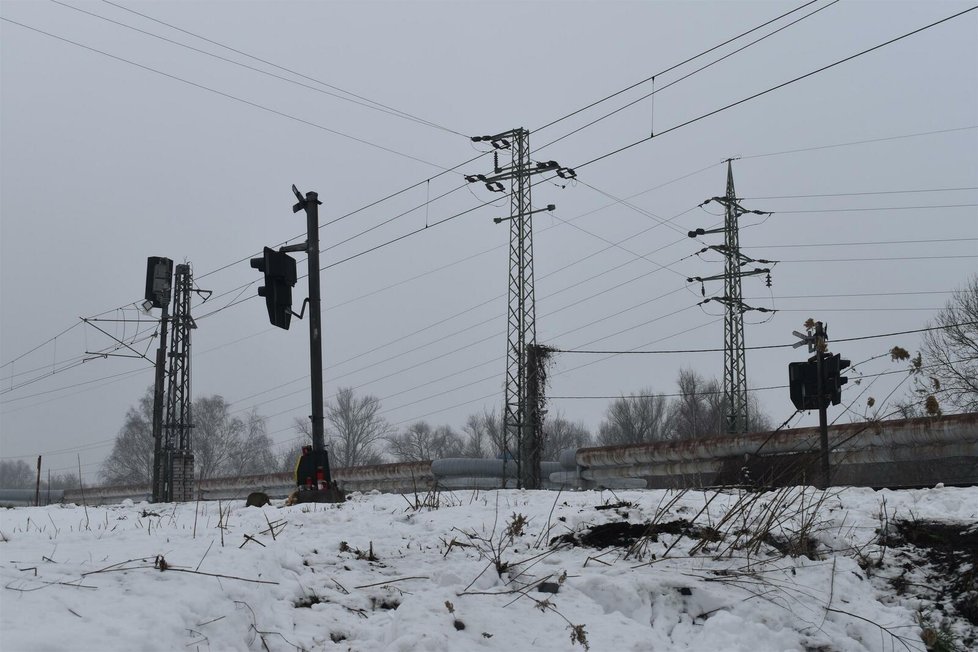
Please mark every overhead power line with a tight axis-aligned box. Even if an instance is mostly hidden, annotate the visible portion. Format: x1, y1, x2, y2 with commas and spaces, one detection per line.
774, 203, 977, 214
573, 6, 978, 172
98, 0, 466, 137
783, 254, 977, 263
745, 238, 978, 249
551, 322, 977, 354
0, 322, 82, 370
743, 186, 978, 200
536, 0, 840, 152
534, 0, 825, 133
740, 125, 978, 159
51, 0, 466, 137
747, 290, 955, 299
0, 16, 449, 170
548, 359, 974, 400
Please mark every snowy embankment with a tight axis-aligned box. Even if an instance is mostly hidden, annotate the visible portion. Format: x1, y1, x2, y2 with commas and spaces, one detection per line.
1, 487, 975, 651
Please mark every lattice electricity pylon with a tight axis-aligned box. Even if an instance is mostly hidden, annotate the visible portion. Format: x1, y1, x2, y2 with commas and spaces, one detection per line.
161, 263, 202, 501
466, 129, 574, 486
687, 160, 777, 434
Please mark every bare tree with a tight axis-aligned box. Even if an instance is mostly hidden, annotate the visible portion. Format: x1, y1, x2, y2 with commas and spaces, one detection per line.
541, 414, 592, 461
226, 410, 276, 476
918, 275, 978, 413
194, 395, 242, 481
461, 409, 506, 458
0, 459, 35, 488
101, 390, 276, 485
597, 390, 670, 446
669, 369, 723, 439
101, 386, 155, 485
45, 472, 79, 490
745, 393, 773, 432
667, 369, 774, 438
387, 421, 464, 462
326, 387, 393, 467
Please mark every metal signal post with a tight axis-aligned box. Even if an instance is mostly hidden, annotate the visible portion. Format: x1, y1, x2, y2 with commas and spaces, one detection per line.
251, 187, 341, 501
290, 186, 327, 461
789, 321, 850, 488
145, 256, 173, 504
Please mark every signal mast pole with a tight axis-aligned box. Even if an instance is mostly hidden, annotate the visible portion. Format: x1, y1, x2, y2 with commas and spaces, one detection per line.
289, 186, 330, 483
249, 188, 341, 502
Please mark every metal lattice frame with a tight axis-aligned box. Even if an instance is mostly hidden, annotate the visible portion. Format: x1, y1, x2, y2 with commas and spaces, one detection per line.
504, 128, 536, 481
722, 162, 749, 434
162, 264, 195, 500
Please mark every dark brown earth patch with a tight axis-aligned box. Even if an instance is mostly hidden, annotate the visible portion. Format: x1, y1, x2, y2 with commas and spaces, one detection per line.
551, 519, 719, 550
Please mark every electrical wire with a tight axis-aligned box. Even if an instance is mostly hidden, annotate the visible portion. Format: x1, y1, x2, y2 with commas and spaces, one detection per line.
781, 254, 977, 263
743, 186, 978, 200
535, 0, 841, 152
546, 358, 971, 401
551, 321, 978, 354
50, 0, 466, 137
745, 238, 977, 249
98, 0, 466, 137
534, 0, 824, 133
740, 125, 978, 159
773, 203, 977, 214
0, 16, 449, 170
0, 322, 82, 370
571, 6, 978, 172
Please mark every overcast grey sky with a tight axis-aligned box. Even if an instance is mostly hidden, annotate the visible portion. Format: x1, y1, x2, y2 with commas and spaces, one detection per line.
2, 0, 976, 483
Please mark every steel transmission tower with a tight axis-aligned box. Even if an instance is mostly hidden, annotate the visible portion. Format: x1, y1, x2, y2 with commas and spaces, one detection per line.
161, 264, 199, 501
466, 129, 574, 487
721, 164, 748, 434
687, 160, 776, 434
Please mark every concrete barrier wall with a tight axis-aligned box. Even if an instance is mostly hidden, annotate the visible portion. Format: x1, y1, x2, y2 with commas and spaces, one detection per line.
571, 413, 978, 489
0, 489, 65, 507
59, 414, 977, 505
64, 460, 436, 505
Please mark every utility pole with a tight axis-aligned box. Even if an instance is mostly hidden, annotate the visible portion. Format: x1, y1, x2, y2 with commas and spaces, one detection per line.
291, 187, 327, 463
466, 129, 574, 488
162, 264, 205, 502
150, 313, 169, 502
288, 185, 343, 501
814, 322, 829, 488
687, 160, 776, 435
145, 256, 173, 503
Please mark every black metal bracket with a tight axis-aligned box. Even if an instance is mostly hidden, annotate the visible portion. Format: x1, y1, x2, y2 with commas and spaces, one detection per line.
290, 298, 309, 321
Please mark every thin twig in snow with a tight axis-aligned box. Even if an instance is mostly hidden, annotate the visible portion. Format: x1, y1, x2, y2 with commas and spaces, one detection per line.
354, 576, 428, 589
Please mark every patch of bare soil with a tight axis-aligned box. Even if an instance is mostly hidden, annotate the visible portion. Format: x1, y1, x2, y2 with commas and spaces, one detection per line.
551, 519, 718, 550
884, 519, 977, 649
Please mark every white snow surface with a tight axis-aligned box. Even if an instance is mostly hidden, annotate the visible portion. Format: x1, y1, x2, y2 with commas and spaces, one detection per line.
1, 486, 975, 652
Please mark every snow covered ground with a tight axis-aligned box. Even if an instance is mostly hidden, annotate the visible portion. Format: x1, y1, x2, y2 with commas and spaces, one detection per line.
1, 486, 975, 651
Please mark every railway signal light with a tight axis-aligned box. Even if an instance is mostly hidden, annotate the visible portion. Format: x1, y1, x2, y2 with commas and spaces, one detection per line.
825, 353, 851, 406
144, 256, 173, 310
250, 247, 297, 329
788, 359, 820, 411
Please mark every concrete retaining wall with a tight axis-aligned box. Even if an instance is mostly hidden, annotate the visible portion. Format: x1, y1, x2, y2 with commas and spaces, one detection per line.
55, 414, 977, 506
569, 413, 978, 490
